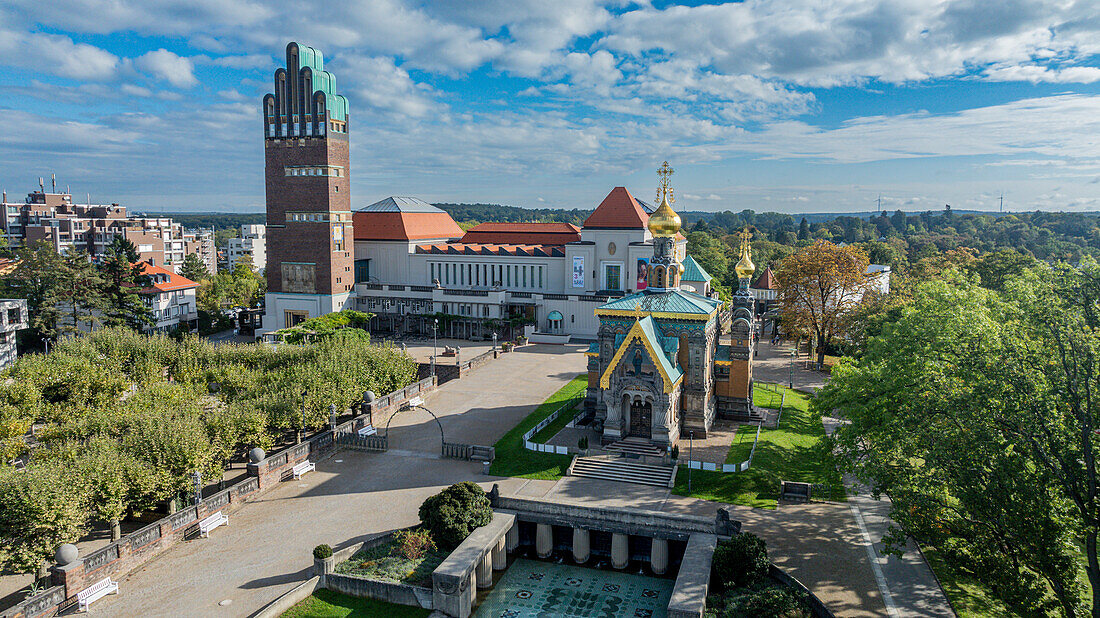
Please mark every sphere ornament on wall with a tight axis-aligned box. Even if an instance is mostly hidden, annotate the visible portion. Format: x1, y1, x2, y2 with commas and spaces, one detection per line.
249, 447, 266, 463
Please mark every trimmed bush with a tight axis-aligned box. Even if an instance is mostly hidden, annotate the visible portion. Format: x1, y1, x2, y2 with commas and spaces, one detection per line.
712, 532, 770, 590
313, 544, 333, 559
418, 482, 493, 549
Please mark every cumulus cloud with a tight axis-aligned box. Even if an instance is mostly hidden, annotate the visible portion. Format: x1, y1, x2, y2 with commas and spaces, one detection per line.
135, 49, 198, 88
0, 29, 118, 80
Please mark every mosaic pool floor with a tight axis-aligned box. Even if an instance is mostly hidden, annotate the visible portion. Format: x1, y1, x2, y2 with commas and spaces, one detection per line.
473, 558, 674, 618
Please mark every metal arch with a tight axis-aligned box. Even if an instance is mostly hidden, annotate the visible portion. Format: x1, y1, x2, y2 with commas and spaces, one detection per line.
382, 403, 447, 453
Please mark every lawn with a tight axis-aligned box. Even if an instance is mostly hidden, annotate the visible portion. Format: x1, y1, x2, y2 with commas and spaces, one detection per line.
335, 538, 447, 588
672, 384, 845, 509
487, 374, 587, 479
920, 547, 1008, 617
281, 589, 430, 618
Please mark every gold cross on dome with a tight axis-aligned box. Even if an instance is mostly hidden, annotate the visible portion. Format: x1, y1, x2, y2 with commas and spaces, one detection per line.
632, 302, 645, 320
656, 160, 674, 204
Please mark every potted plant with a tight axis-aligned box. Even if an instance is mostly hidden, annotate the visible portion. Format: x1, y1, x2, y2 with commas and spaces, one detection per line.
313, 544, 334, 577
516, 335, 528, 346
502, 341, 514, 353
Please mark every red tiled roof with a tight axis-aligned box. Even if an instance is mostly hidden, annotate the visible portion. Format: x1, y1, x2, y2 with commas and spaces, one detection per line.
752, 266, 777, 290
414, 243, 566, 257
460, 222, 580, 245
139, 263, 198, 293
582, 187, 649, 230
353, 211, 464, 241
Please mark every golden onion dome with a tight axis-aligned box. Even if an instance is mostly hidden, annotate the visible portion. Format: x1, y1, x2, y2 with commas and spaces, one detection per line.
647, 193, 681, 237
735, 246, 755, 280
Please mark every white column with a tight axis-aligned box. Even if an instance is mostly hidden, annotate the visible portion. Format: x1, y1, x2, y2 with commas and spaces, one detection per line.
477, 552, 493, 589
536, 523, 553, 558
492, 537, 507, 570
611, 533, 628, 569
650, 538, 668, 575
573, 528, 590, 564
506, 522, 519, 552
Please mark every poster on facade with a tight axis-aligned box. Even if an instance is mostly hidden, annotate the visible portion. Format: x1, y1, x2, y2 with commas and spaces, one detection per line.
636, 257, 649, 290
572, 256, 584, 288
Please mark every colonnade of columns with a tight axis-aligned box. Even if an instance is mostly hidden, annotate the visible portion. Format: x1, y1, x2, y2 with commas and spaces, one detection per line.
529, 522, 668, 575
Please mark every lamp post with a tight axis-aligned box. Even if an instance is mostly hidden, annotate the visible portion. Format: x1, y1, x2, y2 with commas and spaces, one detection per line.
191, 471, 202, 506
789, 351, 795, 390
298, 390, 307, 444
432, 318, 438, 378
688, 430, 694, 493
492, 332, 497, 351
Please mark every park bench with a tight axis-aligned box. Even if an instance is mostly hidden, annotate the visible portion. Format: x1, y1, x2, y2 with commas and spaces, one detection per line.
198, 510, 229, 538
357, 425, 377, 436
76, 577, 118, 612
780, 481, 812, 503
292, 460, 315, 479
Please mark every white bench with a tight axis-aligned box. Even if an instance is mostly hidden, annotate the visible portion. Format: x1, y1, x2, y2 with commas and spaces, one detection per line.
198, 511, 229, 538
292, 460, 315, 479
77, 577, 118, 612
357, 425, 377, 436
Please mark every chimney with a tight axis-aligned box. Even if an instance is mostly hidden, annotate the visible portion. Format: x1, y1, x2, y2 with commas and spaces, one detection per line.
51, 174, 56, 193
39, 177, 44, 192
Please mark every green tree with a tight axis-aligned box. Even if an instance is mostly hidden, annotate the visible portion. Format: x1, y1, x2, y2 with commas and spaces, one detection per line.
797, 218, 811, 242
0, 461, 90, 578
686, 231, 729, 283
179, 253, 210, 283
99, 236, 152, 330
55, 252, 107, 335
0, 241, 66, 346
970, 248, 1037, 291
818, 270, 1094, 616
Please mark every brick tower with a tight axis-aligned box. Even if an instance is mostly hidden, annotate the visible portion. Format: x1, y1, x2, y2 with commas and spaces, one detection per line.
724, 228, 757, 415
260, 42, 355, 332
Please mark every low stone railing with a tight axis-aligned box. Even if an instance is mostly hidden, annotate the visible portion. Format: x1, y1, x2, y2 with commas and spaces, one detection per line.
12, 377, 439, 618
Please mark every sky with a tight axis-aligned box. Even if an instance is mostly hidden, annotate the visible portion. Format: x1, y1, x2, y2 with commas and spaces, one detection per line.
1, 1, 1100, 215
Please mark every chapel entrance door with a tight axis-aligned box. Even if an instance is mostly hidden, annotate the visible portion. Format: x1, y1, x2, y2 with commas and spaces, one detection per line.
629, 400, 652, 439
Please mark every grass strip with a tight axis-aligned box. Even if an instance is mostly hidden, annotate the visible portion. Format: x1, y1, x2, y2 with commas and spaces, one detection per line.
281, 588, 431, 617
487, 375, 587, 480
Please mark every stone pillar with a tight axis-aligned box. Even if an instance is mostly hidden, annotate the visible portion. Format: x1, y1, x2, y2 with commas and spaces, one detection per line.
492, 537, 507, 570
572, 528, 590, 564
536, 523, 553, 558
611, 533, 629, 569
468, 569, 478, 610
650, 538, 669, 575
476, 552, 493, 589
506, 522, 519, 552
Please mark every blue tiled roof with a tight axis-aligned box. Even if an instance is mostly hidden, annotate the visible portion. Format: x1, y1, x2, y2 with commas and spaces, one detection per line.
598, 288, 720, 316
635, 316, 683, 383
715, 344, 732, 362
681, 255, 713, 283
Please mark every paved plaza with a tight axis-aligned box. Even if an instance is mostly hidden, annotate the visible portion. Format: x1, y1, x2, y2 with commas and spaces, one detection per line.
65, 341, 947, 617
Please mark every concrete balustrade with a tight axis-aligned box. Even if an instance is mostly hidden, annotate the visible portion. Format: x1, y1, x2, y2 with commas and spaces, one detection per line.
611, 533, 628, 569
572, 528, 590, 564
535, 523, 553, 558
651, 538, 669, 575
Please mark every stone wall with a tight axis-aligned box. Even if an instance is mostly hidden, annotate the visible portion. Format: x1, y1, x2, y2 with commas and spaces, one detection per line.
0, 586, 65, 618
432, 512, 515, 618
12, 378, 433, 617
326, 574, 432, 609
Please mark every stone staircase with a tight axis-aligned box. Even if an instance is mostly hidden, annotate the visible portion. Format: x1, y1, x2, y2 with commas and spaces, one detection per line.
568, 455, 676, 488
605, 437, 665, 457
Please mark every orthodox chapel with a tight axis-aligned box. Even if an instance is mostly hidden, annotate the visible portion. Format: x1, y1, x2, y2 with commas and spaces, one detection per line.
585, 163, 758, 450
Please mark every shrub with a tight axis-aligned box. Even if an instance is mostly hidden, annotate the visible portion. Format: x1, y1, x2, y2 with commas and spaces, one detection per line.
671, 445, 680, 460
712, 533, 769, 590
706, 586, 808, 618
418, 482, 493, 549
313, 544, 333, 559
392, 528, 437, 560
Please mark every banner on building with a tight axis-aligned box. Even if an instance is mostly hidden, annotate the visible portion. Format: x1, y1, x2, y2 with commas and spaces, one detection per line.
636, 257, 649, 290
572, 256, 585, 288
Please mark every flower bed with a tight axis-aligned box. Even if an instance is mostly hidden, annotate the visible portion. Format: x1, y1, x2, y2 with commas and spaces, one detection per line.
335, 536, 446, 588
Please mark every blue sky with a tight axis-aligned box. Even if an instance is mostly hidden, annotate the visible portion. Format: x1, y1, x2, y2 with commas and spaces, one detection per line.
1, 1, 1099, 214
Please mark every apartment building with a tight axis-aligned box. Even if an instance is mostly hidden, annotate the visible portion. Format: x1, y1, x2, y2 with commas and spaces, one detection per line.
226, 224, 266, 272
0, 299, 28, 369
139, 263, 199, 333
0, 188, 215, 274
